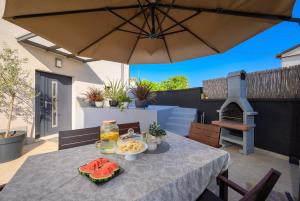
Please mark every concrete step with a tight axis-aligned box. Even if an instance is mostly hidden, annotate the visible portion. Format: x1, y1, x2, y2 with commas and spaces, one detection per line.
165, 122, 190, 136
168, 116, 195, 124
170, 111, 196, 119
165, 126, 189, 137
163, 107, 197, 137
172, 107, 197, 114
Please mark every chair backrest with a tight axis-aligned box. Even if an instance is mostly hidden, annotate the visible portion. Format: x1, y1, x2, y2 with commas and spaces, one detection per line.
0, 184, 5, 191
59, 126, 100, 150
59, 122, 141, 150
188, 123, 221, 148
118, 122, 141, 135
240, 169, 281, 201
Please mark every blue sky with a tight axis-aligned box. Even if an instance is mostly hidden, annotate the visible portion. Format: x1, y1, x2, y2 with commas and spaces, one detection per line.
130, 2, 300, 87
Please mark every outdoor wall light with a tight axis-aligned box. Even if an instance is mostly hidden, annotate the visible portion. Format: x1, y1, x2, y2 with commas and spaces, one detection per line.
55, 58, 62, 68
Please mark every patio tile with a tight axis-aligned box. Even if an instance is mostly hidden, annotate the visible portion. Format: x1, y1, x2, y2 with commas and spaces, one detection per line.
212, 146, 299, 200
0, 139, 58, 186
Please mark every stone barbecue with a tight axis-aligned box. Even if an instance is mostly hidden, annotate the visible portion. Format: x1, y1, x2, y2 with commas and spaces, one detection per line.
212, 70, 257, 155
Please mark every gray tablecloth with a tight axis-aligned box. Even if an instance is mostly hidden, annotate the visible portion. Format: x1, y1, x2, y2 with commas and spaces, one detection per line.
0, 134, 230, 201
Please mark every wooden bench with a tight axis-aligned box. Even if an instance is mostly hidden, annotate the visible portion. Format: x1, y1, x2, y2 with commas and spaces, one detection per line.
188, 123, 221, 148
59, 122, 141, 150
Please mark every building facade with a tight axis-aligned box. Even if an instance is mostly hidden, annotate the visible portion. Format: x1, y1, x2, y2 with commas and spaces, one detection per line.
277, 44, 300, 67
0, 1, 129, 140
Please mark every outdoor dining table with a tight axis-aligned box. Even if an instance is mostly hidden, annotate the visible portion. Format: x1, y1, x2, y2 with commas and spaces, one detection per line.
0, 133, 230, 201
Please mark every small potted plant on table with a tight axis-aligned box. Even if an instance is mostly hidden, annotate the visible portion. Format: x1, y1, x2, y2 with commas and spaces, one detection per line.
0, 47, 36, 163
83, 88, 104, 107
130, 80, 156, 108
148, 122, 167, 145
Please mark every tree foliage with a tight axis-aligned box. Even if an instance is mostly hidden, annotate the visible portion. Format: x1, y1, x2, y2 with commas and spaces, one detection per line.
160, 76, 189, 90
139, 80, 161, 91
0, 46, 35, 137
140, 76, 189, 91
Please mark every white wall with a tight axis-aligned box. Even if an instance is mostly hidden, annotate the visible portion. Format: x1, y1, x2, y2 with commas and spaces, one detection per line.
0, 1, 129, 139
76, 106, 177, 132
76, 108, 158, 132
281, 55, 300, 67
280, 46, 300, 67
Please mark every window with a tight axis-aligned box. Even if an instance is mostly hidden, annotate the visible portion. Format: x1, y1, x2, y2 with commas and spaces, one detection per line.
52, 81, 58, 128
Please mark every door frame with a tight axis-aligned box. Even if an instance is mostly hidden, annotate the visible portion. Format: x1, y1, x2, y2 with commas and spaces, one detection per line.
35, 71, 72, 139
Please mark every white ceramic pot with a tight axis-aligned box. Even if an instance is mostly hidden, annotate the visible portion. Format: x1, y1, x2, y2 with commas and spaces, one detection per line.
121, 102, 129, 108
95, 101, 104, 108
156, 136, 162, 144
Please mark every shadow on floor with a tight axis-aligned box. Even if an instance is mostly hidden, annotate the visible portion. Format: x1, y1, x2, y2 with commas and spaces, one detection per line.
22, 140, 47, 155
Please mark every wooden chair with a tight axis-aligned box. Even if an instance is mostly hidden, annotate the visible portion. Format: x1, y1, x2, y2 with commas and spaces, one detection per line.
58, 122, 141, 150
197, 168, 281, 201
59, 126, 100, 150
188, 123, 221, 148
118, 122, 141, 135
0, 184, 5, 191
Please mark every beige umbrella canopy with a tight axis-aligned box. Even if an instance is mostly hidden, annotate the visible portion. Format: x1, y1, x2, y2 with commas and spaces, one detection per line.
2, 0, 299, 64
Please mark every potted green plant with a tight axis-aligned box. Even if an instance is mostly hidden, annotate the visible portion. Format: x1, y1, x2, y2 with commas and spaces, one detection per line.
148, 121, 166, 144
104, 80, 124, 107
0, 47, 36, 163
130, 80, 156, 108
82, 88, 104, 107
118, 91, 131, 109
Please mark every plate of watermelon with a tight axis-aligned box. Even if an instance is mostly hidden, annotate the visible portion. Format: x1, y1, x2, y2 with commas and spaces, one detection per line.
78, 158, 123, 184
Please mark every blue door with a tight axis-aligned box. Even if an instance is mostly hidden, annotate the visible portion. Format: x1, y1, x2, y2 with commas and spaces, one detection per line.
35, 71, 72, 137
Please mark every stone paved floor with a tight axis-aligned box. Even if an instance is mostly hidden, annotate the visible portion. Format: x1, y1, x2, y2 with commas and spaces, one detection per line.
0, 138, 58, 186
0, 137, 299, 200
209, 146, 299, 201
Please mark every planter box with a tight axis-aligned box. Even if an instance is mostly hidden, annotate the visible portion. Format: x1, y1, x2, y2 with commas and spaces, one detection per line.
0, 131, 26, 163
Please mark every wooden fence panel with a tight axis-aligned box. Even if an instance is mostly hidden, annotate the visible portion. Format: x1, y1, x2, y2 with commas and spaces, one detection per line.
203, 65, 300, 99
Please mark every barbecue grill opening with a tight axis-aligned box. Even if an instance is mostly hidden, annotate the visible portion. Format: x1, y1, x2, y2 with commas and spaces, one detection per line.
222, 102, 243, 123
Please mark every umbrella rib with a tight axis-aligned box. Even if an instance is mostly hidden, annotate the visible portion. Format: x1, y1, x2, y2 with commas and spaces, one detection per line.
151, 5, 156, 34
155, 14, 172, 63
156, 7, 220, 53
137, 0, 151, 32
160, 29, 186, 37
78, 9, 145, 55
107, 9, 149, 35
127, 18, 148, 64
156, 3, 300, 23
158, 0, 176, 27
117, 28, 148, 36
157, 11, 200, 37
11, 5, 141, 19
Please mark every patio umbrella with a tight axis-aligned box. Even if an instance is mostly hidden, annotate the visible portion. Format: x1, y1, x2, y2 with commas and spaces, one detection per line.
2, 0, 299, 64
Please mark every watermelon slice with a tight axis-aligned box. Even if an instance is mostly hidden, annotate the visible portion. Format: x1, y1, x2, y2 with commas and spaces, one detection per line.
89, 168, 114, 183
94, 158, 109, 166
79, 162, 96, 176
79, 158, 109, 176
101, 162, 120, 174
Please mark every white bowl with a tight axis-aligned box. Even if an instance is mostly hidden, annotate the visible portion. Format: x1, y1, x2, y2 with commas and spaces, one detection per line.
116, 141, 148, 161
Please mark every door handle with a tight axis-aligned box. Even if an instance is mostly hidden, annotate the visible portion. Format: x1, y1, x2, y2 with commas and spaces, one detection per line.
44, 100, 52, 108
